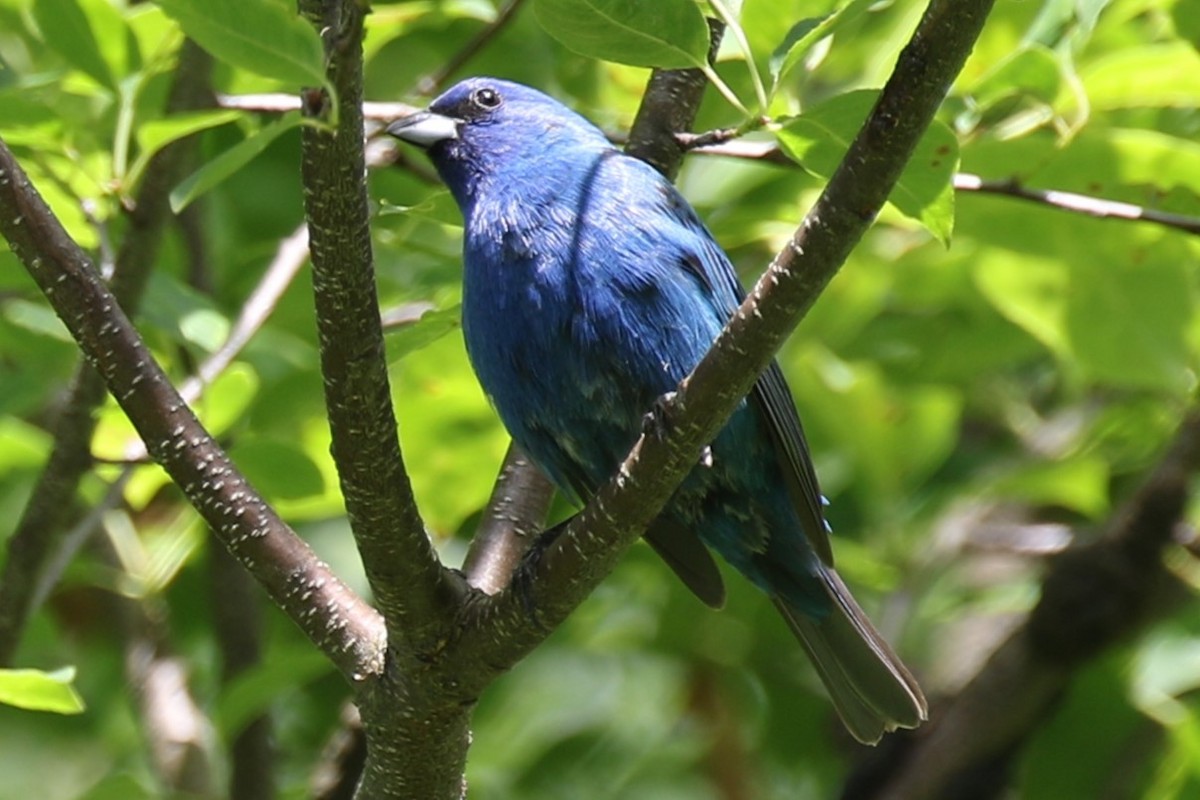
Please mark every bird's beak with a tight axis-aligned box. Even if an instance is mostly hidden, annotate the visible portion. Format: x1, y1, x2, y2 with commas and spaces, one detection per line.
386, 111, 461, 148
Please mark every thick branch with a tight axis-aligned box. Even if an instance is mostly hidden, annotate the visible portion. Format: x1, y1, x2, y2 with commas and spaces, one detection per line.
297, 0, 456, 655
873, 410, 1200, 799
457, 0, 996, 677
0, 139, 384, 680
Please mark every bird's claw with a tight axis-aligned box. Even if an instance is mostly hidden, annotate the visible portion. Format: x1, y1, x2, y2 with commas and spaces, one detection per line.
643, 390, 679, 439
511, 518, 570, 633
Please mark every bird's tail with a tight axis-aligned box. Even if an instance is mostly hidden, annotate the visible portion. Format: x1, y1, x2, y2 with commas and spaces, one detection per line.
774, 568, 927, 745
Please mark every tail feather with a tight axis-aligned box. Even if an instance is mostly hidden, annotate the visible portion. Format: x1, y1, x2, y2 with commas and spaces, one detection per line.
774, 568, 927, 745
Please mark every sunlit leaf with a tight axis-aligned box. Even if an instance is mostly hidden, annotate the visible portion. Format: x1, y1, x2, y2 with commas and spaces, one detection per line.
532, 0, 709, 68
1080, 43, 1200, 111
154, 0, 326, 87
385, 304, 461, 360
230, 437, 326, 500
0, 668, 85, 714
125, 108, 242, 188
768, 0, 873, 86
33, 0, 114, 89
775, 90, 959, 242
170, 112, 303, 212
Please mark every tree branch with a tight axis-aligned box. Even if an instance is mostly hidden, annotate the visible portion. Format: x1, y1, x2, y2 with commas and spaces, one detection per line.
872, 409, 1200, 799
461, 444, 555, 595
953, 172, 1200, 236
297, 0, 459, 657
456, 0, 996, 680
625, 18, 724, 180
0, 138, 385, 681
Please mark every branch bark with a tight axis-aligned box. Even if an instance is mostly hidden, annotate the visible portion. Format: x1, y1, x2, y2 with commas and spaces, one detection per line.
296, 0, 459, 658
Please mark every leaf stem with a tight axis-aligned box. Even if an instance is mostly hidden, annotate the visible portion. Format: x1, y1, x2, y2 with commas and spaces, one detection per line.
707, 0, 768, 112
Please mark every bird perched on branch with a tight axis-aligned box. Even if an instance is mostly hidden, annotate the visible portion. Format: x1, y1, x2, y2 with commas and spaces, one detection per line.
388, 77, 926, 744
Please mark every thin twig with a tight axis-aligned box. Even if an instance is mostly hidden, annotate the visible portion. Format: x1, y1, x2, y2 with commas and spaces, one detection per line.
682, 138, 1200, 236
415, 0, 529, 96
954, 172, 1200, 236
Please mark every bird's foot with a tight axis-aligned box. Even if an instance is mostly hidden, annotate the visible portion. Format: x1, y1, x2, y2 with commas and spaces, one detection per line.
511, 518, 571, 632
643, 390, 679, 440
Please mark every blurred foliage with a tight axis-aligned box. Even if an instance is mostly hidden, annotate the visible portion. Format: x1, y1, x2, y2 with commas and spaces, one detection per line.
1, 0, 1199, 797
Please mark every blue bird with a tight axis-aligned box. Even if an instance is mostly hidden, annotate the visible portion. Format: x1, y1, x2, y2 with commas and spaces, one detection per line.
388, 78, 926, 743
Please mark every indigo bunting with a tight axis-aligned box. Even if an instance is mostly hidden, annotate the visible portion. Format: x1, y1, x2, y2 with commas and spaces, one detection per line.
388, 78, 926, 743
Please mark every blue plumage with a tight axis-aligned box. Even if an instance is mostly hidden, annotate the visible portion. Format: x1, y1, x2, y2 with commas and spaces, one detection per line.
388, 78, 925, 743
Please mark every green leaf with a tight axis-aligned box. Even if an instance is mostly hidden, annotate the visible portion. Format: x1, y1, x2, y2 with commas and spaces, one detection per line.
2, 298, 72, 343
967, 44, 1063, 113
125, 108, 242, 189
154, 0, 326, 87
1065, 257, 1193, 392
972, 250, 1069, 357
775, 90, 959, 242
1174, 0, 1200, 51
1080, 43, 1200, 111
991, 457, 1110, 518
385, 304, 461, 360
229, 437, 326, 500
216, 643, 333, 737
170, 111, 303, 212
197, 363, 260, 437
379, 189, 465, 228
0, 667, 85, 714
33, 0, 114, 89
0, 417, 50, 472
532, 0, 709, 69
769, 0, 873, 86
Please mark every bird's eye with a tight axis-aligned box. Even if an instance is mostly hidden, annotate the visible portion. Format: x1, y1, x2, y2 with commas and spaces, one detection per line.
472, 87, 502, 110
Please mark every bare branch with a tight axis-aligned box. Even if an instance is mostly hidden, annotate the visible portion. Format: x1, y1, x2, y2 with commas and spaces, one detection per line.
954, 172, 1200, 236
0, 138, 385, 680
626, 18, 724, 180
297, 0, 459, 655
462, 445, 555, 595
684, 140, 1200, 236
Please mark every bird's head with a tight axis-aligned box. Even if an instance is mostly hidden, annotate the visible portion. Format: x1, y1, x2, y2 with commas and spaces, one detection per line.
386, 77, 612, 208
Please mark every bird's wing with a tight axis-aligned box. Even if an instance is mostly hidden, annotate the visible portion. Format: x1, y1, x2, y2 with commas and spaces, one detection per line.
670, 185, 835, 566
